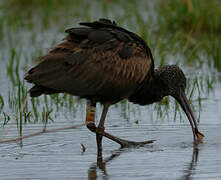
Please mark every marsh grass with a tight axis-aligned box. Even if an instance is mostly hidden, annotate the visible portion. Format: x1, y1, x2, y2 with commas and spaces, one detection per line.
0, 0, 219, 134
156, 0, 220, 34
0, 94, 4, 112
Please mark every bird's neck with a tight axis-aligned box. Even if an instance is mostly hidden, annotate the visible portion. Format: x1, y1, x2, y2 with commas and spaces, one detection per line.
128, 69, 169, 105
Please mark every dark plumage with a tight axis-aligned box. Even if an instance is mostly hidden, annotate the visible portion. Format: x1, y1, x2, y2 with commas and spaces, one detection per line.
25, 18, 204, 159
25, 19, 153, 103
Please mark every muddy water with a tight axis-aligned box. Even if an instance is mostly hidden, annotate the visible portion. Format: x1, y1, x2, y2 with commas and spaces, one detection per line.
0, 82, 221, 180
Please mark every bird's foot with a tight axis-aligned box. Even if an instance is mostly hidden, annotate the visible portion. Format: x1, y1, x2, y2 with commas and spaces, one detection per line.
117, 139, 156, 148
99, 130, 155, 148
88, 123, 155, 148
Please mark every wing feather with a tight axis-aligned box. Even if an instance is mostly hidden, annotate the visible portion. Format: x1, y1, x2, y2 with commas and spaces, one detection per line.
25, 19, 153, 103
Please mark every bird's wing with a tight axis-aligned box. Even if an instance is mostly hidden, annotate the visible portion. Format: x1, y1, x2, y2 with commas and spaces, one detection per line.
25, 19, 153, 101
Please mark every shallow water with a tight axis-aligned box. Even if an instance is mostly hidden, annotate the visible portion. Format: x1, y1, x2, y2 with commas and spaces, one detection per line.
0, 83, 221, 180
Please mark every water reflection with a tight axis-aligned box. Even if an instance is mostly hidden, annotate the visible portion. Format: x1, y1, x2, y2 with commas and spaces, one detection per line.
88, 148, 124, 180
180, 146, 199, 180
88, 146, 200, 180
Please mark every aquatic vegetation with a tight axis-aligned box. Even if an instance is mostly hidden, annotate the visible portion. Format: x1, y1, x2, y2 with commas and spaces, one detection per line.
0, 95, 4, 112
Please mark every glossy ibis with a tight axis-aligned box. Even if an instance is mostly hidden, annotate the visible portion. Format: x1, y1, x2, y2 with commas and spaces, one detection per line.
25, 19, 204, 158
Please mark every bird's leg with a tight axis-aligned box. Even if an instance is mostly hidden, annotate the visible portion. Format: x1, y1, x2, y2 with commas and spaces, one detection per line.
86, 101, 96, 133
97, 104, 155, 148
85, 101, 109, 159
96, 103, 110, 159
86, 101, 155, 155
86, 101, 103, 159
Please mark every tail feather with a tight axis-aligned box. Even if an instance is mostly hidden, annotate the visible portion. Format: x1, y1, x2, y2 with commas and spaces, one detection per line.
29, 85, 59, 97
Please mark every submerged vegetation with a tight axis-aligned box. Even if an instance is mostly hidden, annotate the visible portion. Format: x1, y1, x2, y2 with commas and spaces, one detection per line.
0, 0, 220, 136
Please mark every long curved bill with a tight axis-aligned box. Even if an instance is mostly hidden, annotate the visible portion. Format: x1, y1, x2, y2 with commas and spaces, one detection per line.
175, 91, 204, 143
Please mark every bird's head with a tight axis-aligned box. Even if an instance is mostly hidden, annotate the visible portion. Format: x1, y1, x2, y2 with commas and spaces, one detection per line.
155, 65, 204, 143
155, 65, 187, 97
